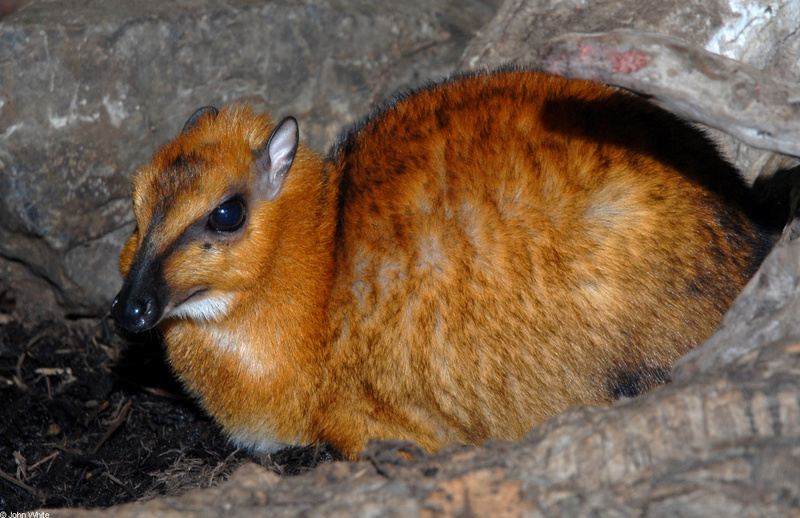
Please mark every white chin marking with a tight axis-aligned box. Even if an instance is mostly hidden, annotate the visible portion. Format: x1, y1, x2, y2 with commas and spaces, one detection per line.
168, 293, 233, 323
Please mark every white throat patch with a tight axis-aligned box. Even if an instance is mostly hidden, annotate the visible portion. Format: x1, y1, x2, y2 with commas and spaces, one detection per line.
168, 292, 233, 323
204, 325, 271, 379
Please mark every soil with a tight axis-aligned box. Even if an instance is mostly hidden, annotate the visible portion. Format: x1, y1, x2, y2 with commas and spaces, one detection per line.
0, 311, 343, 511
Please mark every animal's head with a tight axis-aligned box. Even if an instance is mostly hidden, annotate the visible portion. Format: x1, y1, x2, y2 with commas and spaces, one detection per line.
111, 105, 302, 333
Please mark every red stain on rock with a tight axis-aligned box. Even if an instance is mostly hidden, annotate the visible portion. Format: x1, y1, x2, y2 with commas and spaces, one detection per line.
580, 42, 596, 58
611, 50, 651, 74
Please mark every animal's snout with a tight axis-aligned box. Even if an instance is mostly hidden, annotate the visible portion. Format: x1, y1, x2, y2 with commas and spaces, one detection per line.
111, 290, 161, 333
111, 251, 166, 333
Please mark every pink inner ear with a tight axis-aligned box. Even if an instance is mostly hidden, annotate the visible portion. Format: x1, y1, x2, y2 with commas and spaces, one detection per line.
255, 116, 299, 201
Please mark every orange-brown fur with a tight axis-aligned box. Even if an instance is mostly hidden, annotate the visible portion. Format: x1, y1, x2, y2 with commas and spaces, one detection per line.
114, 69, 768, 458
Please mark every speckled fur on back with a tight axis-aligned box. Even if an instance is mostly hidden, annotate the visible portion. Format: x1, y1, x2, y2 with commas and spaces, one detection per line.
113, 69, 770, 458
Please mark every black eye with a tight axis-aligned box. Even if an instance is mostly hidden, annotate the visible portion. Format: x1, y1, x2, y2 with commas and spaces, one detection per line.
208, 198, 246, 232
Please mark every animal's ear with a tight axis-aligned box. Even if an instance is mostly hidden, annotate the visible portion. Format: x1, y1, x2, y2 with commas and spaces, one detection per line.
182, 106, 219, 133
254, 116, 299, 201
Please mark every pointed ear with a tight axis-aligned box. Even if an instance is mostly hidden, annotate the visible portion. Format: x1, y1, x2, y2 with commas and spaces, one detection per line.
182, 106, 219, 133
254, 116, 299, 201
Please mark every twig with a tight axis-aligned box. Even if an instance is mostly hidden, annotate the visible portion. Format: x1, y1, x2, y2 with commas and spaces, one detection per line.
538, 29, 800, 157
13, 450, 27, 480
91, 399, 132, 454
137, 385, 183, 400
34, 367, 77, 397
29, 451, 60, 472
364, 451, 391, 479
103, 470, 137, 499
13, 351, 28, 390
83, 400, 110, 428
0, 467, 35, 493
25, 329, 49, 350
114, 374, 184, 400
311, 440, 321, 468
205, 448, 241, 484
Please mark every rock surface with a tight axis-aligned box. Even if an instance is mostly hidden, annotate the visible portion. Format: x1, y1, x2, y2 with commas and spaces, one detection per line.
462, 0, 800, 76
0, 0, 499, 314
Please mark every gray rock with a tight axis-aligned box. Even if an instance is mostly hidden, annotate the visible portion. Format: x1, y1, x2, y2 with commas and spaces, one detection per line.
0, 0, 500, 314
462, 0, 800, 76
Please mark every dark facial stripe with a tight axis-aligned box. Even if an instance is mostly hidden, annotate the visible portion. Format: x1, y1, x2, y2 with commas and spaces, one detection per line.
150, 153, 207, 225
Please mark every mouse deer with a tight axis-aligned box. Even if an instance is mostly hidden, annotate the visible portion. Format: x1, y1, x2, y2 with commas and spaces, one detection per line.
112, 69, 769, 458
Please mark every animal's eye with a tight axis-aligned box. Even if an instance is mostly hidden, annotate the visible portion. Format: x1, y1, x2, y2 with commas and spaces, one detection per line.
208, 198, 246, 232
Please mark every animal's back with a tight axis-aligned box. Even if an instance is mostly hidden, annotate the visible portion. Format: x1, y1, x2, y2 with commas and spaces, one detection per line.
318, 69, 766, 452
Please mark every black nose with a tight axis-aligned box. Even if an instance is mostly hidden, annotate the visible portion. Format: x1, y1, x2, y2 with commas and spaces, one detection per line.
111, 292, 161, 333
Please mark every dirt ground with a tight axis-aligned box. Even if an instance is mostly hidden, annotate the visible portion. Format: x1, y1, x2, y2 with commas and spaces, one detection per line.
0, 308, 343, 511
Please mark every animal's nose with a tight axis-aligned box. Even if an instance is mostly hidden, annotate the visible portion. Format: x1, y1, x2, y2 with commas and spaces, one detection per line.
111, 292, 160, 333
